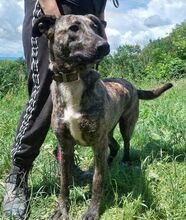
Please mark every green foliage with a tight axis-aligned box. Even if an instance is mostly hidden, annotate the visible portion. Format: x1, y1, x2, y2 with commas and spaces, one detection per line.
171, 22, 186, 59
100, 45, 144, 79
144, 56, 186, 80
0, 58, 27, 98
100, 22, 186, 80
141, 22, 186, 79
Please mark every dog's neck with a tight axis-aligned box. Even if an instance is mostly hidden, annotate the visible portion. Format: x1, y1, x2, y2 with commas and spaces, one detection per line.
50, 62, 100, 85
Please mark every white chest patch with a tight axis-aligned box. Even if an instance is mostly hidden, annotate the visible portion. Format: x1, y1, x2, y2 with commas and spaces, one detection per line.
59, 80, 86, 145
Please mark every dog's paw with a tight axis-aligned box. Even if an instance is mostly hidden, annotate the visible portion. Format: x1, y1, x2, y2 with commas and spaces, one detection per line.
51, 208, 69, 220
82, 208, 99, 220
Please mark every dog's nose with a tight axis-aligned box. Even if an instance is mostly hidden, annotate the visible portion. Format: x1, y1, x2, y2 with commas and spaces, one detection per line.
96, 41, 110, 57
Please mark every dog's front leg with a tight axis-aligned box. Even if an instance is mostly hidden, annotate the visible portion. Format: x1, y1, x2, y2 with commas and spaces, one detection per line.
52, 140, 74, 220
82, 138, 108, 220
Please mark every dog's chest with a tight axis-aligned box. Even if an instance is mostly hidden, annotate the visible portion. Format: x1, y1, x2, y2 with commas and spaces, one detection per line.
58, 81, 86, 145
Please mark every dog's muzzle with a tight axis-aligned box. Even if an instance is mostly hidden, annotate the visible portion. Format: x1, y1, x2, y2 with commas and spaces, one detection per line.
69, 40, 110, 63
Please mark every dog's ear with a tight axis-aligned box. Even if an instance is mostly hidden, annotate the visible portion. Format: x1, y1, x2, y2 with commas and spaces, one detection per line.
86, 14, 107, 40
32, 15, 56, 39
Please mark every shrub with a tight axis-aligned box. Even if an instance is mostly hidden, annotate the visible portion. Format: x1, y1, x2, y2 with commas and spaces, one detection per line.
144, 57, 186, 80
0, 58, 27, 98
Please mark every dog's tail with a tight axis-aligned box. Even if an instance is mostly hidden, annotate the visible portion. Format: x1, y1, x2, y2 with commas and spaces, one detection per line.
137, 83, 173, 100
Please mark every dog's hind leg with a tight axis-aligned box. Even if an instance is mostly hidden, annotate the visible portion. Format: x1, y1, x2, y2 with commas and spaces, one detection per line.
107, 129, 120, 165
119, 109, 139, 164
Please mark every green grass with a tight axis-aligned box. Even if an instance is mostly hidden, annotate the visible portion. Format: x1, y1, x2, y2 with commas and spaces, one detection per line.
0, 79, 185, 220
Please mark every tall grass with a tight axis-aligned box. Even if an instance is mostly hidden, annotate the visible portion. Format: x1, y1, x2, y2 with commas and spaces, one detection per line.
0, 79, 185, 219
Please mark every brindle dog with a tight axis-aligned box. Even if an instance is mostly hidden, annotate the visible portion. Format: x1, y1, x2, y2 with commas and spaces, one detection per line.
33, 15, 172, 220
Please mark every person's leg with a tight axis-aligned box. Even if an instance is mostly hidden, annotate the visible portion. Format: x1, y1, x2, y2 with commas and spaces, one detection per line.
12, 0, 52, 169
3, 0, 52, 218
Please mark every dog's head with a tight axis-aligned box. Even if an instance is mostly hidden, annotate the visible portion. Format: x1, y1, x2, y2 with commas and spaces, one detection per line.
33, 14, 110, 72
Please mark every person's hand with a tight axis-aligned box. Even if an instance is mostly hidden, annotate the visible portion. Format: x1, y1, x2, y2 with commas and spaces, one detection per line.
39, 0, 61, 17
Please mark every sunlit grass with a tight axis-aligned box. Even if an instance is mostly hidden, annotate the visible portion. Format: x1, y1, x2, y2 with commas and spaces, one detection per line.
0, 79, 185, 219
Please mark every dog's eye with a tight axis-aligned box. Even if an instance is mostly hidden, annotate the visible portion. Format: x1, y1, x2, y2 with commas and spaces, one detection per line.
90, 23, 99, 34
69, 24, 79, 32
91, 23, 98, 31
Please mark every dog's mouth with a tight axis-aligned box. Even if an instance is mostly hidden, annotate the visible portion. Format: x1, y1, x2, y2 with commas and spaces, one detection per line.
69, 41, 110, 64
